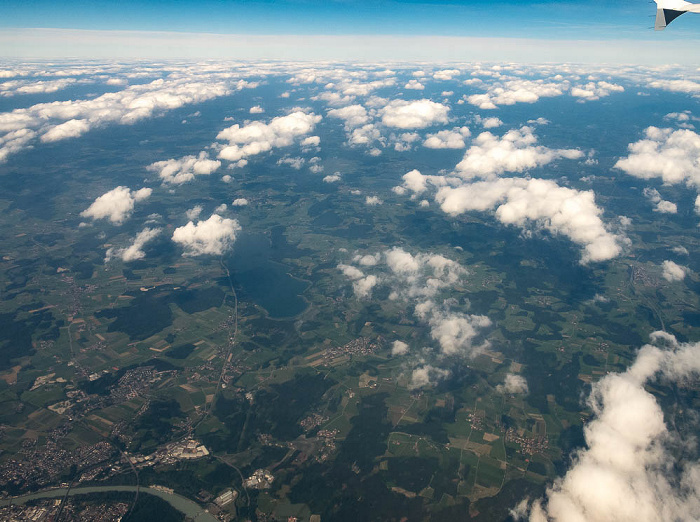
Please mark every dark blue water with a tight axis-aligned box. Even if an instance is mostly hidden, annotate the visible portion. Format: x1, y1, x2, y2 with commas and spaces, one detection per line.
228, 233, 309, 318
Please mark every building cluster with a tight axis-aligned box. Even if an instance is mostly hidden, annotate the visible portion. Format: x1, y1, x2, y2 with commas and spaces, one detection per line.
0, 498, 130, 521
314, 429, 339, 463
631, 265, 656, 287
299, 413, 329, 431
126, 438, 210, 469
0, 437, 113, 491
214, 488, 238, 507
504, 428, 549, 455
466, 411, 484, 431
244, 469, 274, 489
322, 337, 383, 362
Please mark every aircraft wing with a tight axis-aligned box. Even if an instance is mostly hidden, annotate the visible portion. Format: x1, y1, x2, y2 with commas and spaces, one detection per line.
655, 0, 700, 30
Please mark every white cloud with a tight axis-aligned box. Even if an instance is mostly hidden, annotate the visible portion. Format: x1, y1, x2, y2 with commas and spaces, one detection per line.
148, 151, 221, 185
424, 306, 492, 356
527, 332, 700, 522
301, 135, 320, 147
215, 203, 228, 213
497, 373, 529, 394
435, 178, 623, 263
41, 119, 91, 142
323, 173, 341, 183
467, 79, 566, 109
348, 123, 382, 146
277, 156, 305, 169
339, 247, 491, 362
0, 78, 79, 97
249, 105, 264, 114
662, 260, 687, 282
353, 274, 379, 299
404, 79, 425, 90
172, 214, 241, 256
186, 205, 203, 220
570, 81, 624, 101
380, 99, 450, 129
478, 116, 503, 129
217, 111, 321, 162
423, 126, 471, 149
391, 340, 409, 356
672, 245, 689, 256
433, 69, 461, 81
107, 227, 161, 262
327, 104, 369, 128
648, 78, 700, 95
231, 198, 248, 206
365, 195, 383, 205
0, 75, 252, 162
222, 174, 233, 183
81, 186, 152, 225
454, 126, 583, 180
643, 188, 677, 214
615, 127, 700, 187
409, 365, 450, 389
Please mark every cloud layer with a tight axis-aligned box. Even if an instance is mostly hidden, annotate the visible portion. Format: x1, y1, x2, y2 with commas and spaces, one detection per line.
527, 332, 700, 522
172, 214, 241, 256
81, 186, 152, 225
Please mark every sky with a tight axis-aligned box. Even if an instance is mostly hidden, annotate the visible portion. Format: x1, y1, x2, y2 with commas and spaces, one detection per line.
1, 1, 700, 64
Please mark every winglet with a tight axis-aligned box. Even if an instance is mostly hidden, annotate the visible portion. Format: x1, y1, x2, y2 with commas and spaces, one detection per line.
655, 7, 686, 29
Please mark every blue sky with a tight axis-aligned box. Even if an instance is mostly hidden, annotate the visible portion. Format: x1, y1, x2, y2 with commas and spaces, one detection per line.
0, 0, 687, 39
2, 0, 700, 61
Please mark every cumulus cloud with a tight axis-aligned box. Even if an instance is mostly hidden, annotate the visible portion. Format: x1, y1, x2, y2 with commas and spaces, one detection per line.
614, 127, 700, 187
365, 195, 383, 206
249, 105, 264, 114
477, 116, 503, 129
527, 332, 700, 522
391, 340, 409, 356
172, 214, 241, 256
339, 247, 490, 360
216, 111, 321, 163
421, 304, 492, 356
186, 205, 203, 220
570, 81, 624, 101
380, 99, 450, 129
643, 188, 677, 214
423, 126, 471, 149
81, 186, 152, 225
497, 373, 529, 394
454, 126, 583, 180
301, 135, 321, 147
328, 104, 369, 128
231, 198, 248, 206
323, 172, 341, 183
278, 156, 305, 169
648, 78, 700, 95
106, 227, 161, 263
662, 260, 687, 282
433, 69, 461, 81
404, 79, 425, 90
435, 178, 623, 263
0, 78, 79, 97
148, 151, 221, 185
41, 119, 91, 142
409, 365, 450, 389
467, 79, 566, 109
0, 75, 253, 162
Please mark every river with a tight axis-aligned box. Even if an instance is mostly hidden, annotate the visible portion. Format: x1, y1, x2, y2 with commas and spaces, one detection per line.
0, 485, 218, 522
